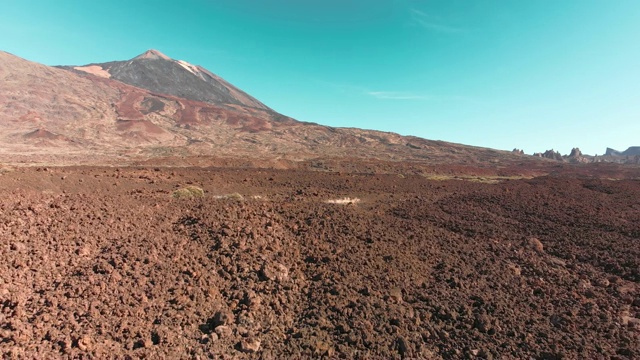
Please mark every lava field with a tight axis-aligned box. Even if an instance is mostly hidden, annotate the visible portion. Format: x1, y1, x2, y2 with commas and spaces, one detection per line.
0, 166, 638, 359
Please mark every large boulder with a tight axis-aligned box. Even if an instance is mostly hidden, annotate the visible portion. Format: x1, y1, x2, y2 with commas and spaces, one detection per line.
569, 148, 582, 157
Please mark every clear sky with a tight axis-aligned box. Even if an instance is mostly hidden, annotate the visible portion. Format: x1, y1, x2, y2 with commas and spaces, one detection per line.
2, 0, 639, 155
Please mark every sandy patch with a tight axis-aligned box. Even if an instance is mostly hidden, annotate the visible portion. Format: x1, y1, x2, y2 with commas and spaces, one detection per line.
177, 60, 200, 76
325, 197, 361, 205
73, 65, 111, 78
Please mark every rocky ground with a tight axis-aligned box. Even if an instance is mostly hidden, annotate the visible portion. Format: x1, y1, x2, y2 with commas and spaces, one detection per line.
0, 165, 639, 359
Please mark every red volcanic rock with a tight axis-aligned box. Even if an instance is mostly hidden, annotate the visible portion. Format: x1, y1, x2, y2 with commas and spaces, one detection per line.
239, 338, 261, 353
0, 166, 638, 358
528, 237, 545, 253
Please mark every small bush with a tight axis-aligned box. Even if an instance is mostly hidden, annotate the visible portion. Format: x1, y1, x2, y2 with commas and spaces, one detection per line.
225, 192, 244, 201
172, 185, 205, 199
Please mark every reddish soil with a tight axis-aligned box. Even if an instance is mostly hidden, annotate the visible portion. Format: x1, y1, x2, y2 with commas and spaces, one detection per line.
116, 120, 167, 135
23, 129, 66, 141
1, 166, 639, 359
115, 91, 146, 120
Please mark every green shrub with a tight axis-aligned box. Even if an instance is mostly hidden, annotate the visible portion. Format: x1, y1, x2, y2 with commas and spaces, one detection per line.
225, 192, 244, 201
172, 185, 205, 199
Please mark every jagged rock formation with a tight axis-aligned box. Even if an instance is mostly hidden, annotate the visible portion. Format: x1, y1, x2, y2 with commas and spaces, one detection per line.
528, 146, 640, 165
512, 148, 524, 155
533, 149, 563, 161
567, 147, 590, 164
569, 148, 582, 157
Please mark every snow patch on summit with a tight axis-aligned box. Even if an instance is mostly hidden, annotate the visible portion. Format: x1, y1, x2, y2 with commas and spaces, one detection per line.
176, 60, 201, 76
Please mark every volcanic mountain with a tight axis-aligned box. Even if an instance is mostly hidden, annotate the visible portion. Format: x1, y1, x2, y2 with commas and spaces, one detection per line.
60, 50, 269, 110
0, 50, 532, 170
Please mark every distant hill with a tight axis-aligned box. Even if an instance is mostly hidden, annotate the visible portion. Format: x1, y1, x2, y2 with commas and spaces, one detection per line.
0, 50, 528, 167
605, 147, 640, 156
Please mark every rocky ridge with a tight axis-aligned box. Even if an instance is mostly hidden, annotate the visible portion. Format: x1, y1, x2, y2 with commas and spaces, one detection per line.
533, 147, 640, 165
606, 147, 640, 157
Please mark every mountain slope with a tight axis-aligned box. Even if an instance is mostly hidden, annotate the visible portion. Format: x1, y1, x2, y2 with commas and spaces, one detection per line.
606, 147, 640, 157
62, 50, 269, 110
0, 50, 530, 169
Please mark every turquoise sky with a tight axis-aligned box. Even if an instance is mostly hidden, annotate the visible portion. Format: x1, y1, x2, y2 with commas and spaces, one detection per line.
2, 0, 639, 155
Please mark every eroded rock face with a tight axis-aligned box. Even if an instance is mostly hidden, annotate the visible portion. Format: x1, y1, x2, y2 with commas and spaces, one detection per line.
569, 147, 582, 157
0, 166, 639, 359
606, 146, 640, 157
533, 149, 564, 161
567, 147, 591, 163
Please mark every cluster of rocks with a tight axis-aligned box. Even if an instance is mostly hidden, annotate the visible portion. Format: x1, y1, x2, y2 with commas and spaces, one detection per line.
529, 146, 640, 164
533, 149, 564, 161
531, 147, 590, 163
0, 167, 638, 358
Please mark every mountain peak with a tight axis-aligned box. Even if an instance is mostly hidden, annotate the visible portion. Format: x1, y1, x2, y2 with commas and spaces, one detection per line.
73, 49, 270, 110
133, 49, 171, 61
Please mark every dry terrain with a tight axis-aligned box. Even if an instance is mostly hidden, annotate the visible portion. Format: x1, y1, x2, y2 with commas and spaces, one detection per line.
1, 164, 639, 359
1, 49, 639, 359
0, 50, 537, 167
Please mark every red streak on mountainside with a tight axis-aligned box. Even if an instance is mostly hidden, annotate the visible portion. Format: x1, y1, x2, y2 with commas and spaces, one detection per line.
174, 102, 201, 126
116, 120, 166, 135
115, 91, 146, 120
